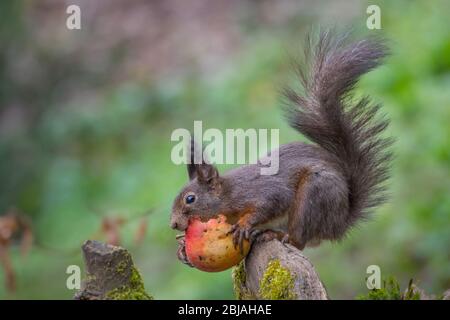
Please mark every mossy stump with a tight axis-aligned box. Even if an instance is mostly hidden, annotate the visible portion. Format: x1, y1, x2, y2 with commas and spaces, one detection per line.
233, 239, 328, 300
74, 240, 152, 300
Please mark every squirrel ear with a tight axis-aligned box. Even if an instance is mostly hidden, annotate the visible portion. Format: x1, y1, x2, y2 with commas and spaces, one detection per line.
186, 136, 219, 185
196, 163, 219, 186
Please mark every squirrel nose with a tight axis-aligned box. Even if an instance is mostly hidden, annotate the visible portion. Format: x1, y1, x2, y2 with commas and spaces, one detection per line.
170, 221, 178, 230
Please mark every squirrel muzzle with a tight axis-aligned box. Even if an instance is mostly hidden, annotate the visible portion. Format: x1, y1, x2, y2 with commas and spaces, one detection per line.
170, 211, 188, 231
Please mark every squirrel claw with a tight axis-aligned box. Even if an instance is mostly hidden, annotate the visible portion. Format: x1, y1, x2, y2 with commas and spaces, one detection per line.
228, 223, 238, 235
249, 229, 262, 242
230, 223, 252, 254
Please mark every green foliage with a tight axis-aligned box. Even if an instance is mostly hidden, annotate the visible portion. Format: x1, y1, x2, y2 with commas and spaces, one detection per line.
357, 277, 421, 300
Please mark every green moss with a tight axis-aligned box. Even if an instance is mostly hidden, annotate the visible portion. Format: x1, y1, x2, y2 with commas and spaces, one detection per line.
403, 279, 422, 300
106, 286, 152, 300
259, 259, 296, 300
116, 260, 128, 274
85, 274, 97, 282
106, 267, 153, 300
356, 276, 421, 300
232, 261, 252, 300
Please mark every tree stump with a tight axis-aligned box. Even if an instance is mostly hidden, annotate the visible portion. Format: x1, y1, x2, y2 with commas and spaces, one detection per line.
74, 240, 152, 300
233, 239, 328, 300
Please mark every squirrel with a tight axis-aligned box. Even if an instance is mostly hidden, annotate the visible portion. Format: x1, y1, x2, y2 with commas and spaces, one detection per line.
170, 31, 393, 265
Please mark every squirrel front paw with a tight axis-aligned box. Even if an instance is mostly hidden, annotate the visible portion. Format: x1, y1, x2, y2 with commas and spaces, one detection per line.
176, 236, 194, 267
228, 223, 260, 254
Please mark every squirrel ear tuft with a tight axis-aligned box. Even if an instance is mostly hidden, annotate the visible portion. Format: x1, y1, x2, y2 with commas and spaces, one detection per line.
187, 163, 197, 180
187, 136, 199, 180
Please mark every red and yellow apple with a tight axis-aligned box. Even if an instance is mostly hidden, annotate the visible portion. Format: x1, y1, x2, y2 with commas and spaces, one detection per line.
185, 214, 250, 272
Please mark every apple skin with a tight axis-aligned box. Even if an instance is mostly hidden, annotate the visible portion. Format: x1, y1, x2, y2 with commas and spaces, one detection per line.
185, 214, 250, 272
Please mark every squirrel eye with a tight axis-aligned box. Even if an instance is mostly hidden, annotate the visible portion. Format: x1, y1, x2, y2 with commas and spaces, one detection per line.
185, 194, 196, 204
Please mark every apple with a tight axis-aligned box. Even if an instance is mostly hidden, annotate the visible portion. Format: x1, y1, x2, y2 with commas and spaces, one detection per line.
185, 214, 250, 272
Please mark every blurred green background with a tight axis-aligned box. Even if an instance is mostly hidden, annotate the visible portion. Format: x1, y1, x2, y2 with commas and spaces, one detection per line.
0, 0, 449, 299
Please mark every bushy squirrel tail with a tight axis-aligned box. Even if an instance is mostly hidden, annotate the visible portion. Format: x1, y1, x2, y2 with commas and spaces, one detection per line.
284, 30, 393, 226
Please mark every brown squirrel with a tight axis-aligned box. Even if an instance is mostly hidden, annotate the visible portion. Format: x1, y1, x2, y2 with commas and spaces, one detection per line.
170, 31, 392, 265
